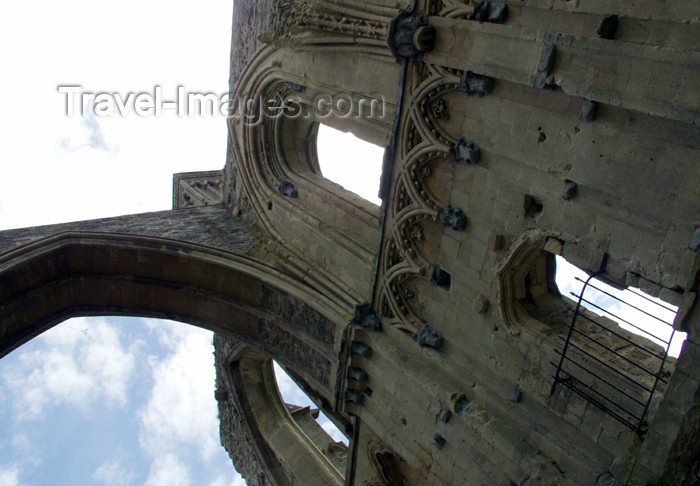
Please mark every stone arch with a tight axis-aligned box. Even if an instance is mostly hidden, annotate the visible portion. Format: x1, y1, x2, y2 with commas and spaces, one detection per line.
0, 206, 358, 484
216, 339, 348, 486
0, 210, 342, 400
495, 230, 560, 336
229, 39, 402, 305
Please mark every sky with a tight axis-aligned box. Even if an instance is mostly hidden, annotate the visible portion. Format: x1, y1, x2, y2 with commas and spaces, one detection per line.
0, 2, 373, 486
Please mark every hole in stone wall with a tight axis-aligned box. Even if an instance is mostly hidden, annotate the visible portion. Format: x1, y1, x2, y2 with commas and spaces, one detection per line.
523, 195, 543, 218
554, 256, 687, 358
273, 361, 349, 446
517, 252, 686, 358
431, 265, 452, 289
548, 256, 687, 430
316, 124, 384, 205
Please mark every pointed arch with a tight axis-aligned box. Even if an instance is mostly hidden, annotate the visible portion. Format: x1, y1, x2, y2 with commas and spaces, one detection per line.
0, 207, 344, 400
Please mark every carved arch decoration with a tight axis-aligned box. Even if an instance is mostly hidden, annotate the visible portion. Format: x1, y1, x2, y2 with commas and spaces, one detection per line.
494, 230, 558, 335
229, 33, 403, 308
376, 62, 472, 335
365, 440, 406, 486
264, 0, 396, 45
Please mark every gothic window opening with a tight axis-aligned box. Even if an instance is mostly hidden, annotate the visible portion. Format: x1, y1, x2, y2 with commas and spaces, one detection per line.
316, 123, 384, 206
549, 255, 687, 434
273, 361, 349, 472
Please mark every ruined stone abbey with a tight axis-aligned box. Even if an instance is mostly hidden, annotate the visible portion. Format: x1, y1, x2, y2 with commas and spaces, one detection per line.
1, 0, 699, 484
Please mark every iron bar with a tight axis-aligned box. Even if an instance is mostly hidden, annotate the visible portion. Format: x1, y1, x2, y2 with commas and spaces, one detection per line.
559, 337, 654, 393
563, 305, 666, 360
625, 286, 678, 313
572, 293, 670, 344
552, 356, 648, 409
554, 368, 644, 421
574, 277, 675, 327
551, 269, 600, 397
560, 322, 661, 379
557, 378, 641, 433
551, 254, 676, 435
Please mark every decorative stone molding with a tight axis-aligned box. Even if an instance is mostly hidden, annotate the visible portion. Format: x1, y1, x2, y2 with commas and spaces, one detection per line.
366, 441, 405, 486
172, 170, 223, 209
387, 10, 435, 60
266, 0, 388, 43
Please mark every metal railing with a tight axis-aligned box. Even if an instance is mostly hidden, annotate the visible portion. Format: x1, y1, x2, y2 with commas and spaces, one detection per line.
550, 271, 678, 436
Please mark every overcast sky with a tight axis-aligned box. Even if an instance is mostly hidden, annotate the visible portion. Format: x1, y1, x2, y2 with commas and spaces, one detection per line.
0, 2, 378, 486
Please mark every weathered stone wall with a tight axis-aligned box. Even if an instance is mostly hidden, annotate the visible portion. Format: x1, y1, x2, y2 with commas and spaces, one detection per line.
215, 336, 277, 486
0, 205, 254, 257
333, 1, 699, 485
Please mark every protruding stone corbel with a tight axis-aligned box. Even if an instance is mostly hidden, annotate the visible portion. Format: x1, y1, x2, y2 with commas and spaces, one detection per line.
582, 99, 598, 121
348, 367, 369, 383
439, 204, 468, 231
562, 180, 578, 200
597, 15, 619, 39
690, 227, 700, 252
214, 389, 229, 401
451, 393, 470, 414
461, 71, 494, 97
345, 389, 364, 405
278, 181, 298, 197
439, 404, 452, 423
433, 433, 446, 449
453, 137, 481, 165
350, 341, 373, 358
417, 323, 444, 349
387, 11, 435, 60
473, 293, 489, 313
472, 0, 508, 24
534, 31, 557, 89
431, 265, 452, 289
352, 303, 383, 331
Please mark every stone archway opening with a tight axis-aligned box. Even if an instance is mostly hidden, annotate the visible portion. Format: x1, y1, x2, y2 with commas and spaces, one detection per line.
316, 123, 384, 206
273, 360, 349, 446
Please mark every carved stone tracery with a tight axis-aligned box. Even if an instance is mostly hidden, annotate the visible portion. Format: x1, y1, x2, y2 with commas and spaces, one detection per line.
267, 0, 388, 42
376, 63, 472, 335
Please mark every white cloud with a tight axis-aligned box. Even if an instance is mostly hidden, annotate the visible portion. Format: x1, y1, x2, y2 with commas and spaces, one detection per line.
0, 465, 20, 486
144, 453, 190, 486
93, 458, 136, 486
57, 111, 118, 155
1, 318, 136, 419
138, 325, 219, 462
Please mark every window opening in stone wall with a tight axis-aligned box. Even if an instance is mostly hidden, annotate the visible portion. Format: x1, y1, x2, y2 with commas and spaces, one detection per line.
316, 123, 384, 205
273, 361, 349, 471
550, 256, 687, 435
